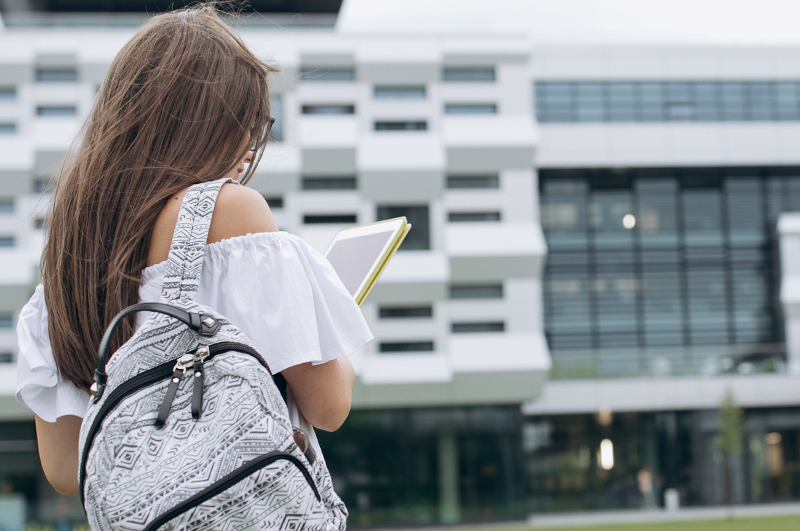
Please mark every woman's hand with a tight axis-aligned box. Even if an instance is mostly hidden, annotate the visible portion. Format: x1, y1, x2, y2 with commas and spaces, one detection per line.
281, 357, 355, 432
35, 414, 81, 495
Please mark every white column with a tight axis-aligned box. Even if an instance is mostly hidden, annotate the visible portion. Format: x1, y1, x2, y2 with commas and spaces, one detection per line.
777, 214, 800, 374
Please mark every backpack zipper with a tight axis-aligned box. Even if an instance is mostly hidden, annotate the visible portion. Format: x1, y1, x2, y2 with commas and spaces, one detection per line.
141, 451, 320, 531
191, 346, 209, 420
154, 354, 194, 429
80, 341, 273, 506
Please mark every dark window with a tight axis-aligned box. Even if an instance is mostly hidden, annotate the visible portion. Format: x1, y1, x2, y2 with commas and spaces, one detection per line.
0, 352, 12, 363
0, 236, 14, 247
301, 104, 355, 115
448, 211, 501, 222
450, 284, 503, 299
302, 177, 357, 190
447, 174, 500, 189
376, 205, 430, 250
269, 94, 284, 142
443, 67, 495, 82
299, 67, 355, 82
33, 218, 45, 229
263, 195, 283, 209
379, 306, 433, 319
0, 313, 12, 328
379, 341, 435, 353
34, 178, 51, 193
444, 103, 497, 114
37, 105, 77, 117
303, 214, 357, 224
374, 120, 427, 131
0, 87, 15, 100
0, 198, 13, 213
36, 67, 78, 82
0, 123, 16, 134
451, 321, 505, 333
374, 85, 426, 99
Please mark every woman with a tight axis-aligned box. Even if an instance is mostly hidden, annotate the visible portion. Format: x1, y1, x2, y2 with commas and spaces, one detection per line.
15, 5, 372, 496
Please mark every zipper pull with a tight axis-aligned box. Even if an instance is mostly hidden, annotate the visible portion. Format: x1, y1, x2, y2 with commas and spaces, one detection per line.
191, 346, 209, 420
155, 353, 193, 429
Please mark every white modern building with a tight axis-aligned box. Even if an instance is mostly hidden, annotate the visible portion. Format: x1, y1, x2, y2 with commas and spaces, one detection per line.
4, 0, 800, 528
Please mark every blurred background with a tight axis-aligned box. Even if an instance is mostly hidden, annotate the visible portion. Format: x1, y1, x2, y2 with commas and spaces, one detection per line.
4, 0, 800, 529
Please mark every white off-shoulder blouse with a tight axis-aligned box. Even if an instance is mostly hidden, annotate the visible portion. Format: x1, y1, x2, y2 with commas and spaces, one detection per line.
15, 231, 373, 454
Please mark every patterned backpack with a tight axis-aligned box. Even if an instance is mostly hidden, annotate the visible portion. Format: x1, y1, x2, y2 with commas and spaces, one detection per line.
78, 178, 347, 531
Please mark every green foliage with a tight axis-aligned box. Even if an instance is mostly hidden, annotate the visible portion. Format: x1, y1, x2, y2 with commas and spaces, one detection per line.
717, 390, 744, 456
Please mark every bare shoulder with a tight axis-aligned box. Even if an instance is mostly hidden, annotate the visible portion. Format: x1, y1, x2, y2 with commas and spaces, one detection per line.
207, 183, 278, 244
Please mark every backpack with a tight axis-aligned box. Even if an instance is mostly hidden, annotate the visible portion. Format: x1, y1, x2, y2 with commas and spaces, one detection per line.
78, 178, 347, 531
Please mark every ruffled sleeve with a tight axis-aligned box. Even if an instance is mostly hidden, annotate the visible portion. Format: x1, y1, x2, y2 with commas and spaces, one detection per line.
16, 284, 91, 421
199, 232, 374, 374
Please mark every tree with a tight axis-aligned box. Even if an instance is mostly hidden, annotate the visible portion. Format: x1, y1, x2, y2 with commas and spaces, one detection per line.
717, 390, 744, 513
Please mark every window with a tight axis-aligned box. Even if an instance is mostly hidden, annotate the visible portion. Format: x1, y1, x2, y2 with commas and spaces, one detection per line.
379, 341, 435, 353
451, 321, 505, 333
379, 306, 433, 319
450, 284, 503, 299
444, 103, 497, 114
447, 174, 500, 189
301, 104, 355, 115
376, 205, 430, 250
34, 178, 52, 193
264, 195, 283, 209
539, 166, 795, 377
0, 352, 12, 363
302, 177, 357, 190
448, 211, 501, 222
0, 198, 13, 213
0, 123, 16, 135
0, 87, 15, 100
269, 94, 284, 142
443, 67, 495, 82
0, 313, 12, 328
0, 236, 14, 247
535, 80, 800, 123
299, 67, 355, 82
36, 67, 78, 82
374, 85, 426, 99
374, 120, 427, 131
37, 105, 77, 117
303, 214, 357, 224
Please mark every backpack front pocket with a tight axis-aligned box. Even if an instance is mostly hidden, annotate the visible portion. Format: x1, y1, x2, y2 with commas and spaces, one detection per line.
143, 451, 323, 531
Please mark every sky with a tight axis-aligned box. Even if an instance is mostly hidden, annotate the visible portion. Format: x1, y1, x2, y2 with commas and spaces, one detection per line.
338, 0, 800, 45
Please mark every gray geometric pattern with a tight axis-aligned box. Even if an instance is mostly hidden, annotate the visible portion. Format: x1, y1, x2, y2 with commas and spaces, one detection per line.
79, 178, 347, 531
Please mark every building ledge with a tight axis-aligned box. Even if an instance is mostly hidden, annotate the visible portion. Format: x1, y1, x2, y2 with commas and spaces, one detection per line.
523, 373, 800, 416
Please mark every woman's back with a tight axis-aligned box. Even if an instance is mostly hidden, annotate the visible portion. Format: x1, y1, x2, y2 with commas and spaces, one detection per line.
16, 5, 372, 498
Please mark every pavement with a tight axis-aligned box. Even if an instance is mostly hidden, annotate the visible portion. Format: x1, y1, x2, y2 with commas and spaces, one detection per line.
527, 502, 800, 528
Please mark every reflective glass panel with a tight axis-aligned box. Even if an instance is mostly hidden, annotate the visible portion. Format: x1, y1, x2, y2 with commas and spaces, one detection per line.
683, 190, 723, 247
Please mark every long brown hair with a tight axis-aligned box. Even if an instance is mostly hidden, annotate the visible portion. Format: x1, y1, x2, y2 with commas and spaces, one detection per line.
41, 4, 279, 392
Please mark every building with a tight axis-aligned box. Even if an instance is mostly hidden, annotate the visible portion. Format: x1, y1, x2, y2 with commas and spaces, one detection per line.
0, 3, 550, 528
3, 0, 800, 528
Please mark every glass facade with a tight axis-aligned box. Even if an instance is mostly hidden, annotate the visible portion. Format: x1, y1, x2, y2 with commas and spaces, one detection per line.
540, 167, 799, 379
317, 406, 526, 527
535, 81, 800, 123
523, 407, 800, 512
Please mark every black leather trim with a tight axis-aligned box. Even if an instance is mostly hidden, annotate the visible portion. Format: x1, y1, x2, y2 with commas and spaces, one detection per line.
92, 303, 219, 402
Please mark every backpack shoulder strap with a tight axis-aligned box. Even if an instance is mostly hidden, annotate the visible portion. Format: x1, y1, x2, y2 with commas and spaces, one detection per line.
161, 178, 236, 302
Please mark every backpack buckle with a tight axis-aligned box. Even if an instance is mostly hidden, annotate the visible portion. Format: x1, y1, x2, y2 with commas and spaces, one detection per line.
189, 312, 220, 336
